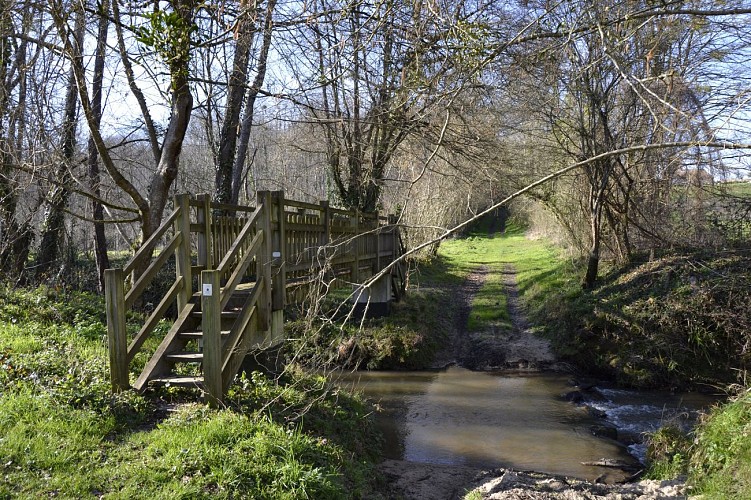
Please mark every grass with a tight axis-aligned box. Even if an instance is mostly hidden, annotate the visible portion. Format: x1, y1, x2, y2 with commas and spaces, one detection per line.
0, 286, 380, 499
646, 387, 751, 499
555, 250, 751, 388
440, 229, 510, 332
721, 180, 751, 198
688, 387, 751, 497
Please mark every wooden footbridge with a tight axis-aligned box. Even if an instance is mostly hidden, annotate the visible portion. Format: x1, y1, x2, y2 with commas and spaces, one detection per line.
105, 192, 405, 405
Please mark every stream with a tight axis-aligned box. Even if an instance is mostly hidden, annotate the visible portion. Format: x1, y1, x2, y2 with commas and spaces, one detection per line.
336, 366, 718, 483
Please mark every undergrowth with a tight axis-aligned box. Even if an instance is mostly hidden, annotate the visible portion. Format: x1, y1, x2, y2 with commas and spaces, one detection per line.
0, 286, 380, 499
285, 261, 456, 370
535, 250, 751, 388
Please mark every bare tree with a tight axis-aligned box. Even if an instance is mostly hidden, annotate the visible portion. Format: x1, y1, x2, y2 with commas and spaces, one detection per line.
35, 2, 84, 279
208, 0, 277, 205
499, 0, 751, 287
87, 0, 110, 291
0, 0, 36, 278
281, 0, 488, 212
50, 0, 197, 268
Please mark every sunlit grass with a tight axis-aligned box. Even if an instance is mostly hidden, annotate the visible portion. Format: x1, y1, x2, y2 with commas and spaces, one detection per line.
647, 387, 751, 499
721, 180, 751, 198
438, 223, 578, 333
688, 388, 751, 498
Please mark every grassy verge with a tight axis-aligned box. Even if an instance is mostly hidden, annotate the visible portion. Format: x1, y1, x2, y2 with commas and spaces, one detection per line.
0, 287, 380, 499
536, 249, 751, 389
647, 387, 751, 498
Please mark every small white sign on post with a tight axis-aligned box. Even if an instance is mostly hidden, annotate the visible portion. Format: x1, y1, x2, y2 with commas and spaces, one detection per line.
202, 284, 213, 296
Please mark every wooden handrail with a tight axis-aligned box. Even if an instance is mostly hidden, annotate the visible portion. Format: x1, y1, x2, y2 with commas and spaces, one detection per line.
220, 230, 264, 309
223, 276, 265, 366
123, 208, 181, 276
215, 205, 263, 275
284, 198, 324, 211
209, 200, 258, 213
127, 276, 184, 363
124, 232, 182, 309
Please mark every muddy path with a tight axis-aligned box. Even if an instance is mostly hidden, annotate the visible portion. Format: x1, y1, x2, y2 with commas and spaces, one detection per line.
431, 262, 558, 372
430, 265, 489, 369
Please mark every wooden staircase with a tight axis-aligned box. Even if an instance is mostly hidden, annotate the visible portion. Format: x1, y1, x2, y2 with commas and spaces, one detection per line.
134, 286, 268, 392
105, 191, 405, 405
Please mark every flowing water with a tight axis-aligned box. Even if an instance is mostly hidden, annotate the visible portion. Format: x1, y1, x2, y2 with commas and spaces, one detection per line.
336, 366, 718, 482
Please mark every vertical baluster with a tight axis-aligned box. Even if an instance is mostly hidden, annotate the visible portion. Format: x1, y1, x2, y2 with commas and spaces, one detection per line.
175, 194, 193, 311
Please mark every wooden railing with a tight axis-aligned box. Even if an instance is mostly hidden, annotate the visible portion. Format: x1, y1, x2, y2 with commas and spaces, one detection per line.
105, 191, 402, 403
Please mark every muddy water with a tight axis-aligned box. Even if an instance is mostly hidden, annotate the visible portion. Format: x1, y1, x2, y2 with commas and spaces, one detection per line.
336, 367, 716, 482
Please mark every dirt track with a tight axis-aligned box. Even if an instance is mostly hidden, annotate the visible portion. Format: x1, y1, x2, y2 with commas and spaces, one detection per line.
430, 263, 559, 372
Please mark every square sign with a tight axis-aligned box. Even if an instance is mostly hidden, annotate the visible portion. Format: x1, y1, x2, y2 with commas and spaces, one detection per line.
202, 284, 213, 296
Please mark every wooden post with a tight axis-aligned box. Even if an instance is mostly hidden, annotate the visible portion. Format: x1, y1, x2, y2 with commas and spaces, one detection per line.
197, 193, 212, 270
175, 194, 193, 311
105, 268, 129, 391
271, 191, 286, 312
374, 211, 381, 274
389, 214, 398, 263
201, 270, 222, 408
320, 200, 330, 247
257, 191, 273, 331
269, 191, 286, 343
351, 210, 360, 284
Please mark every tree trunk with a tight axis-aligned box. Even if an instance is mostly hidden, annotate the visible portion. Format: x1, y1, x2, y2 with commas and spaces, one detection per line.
88, 0, 110, 292
0, 10, 15, 275
144, 0, 195, 245
214, 2, 256, 205
36, 6, 84, 280
582, 172, 607, 290
231, 0, 276, 205
146, 82, 193, 240
0, 3, 29, 280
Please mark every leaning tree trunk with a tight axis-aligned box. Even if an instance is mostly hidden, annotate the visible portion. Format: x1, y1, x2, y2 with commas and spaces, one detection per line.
145, 67, 194, 245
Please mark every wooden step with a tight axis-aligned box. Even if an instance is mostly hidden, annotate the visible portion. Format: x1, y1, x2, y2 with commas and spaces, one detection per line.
191, 310, 241, 319
179, 330, 230, 340
165, 352, 203, 362
149, 376, 204, 388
